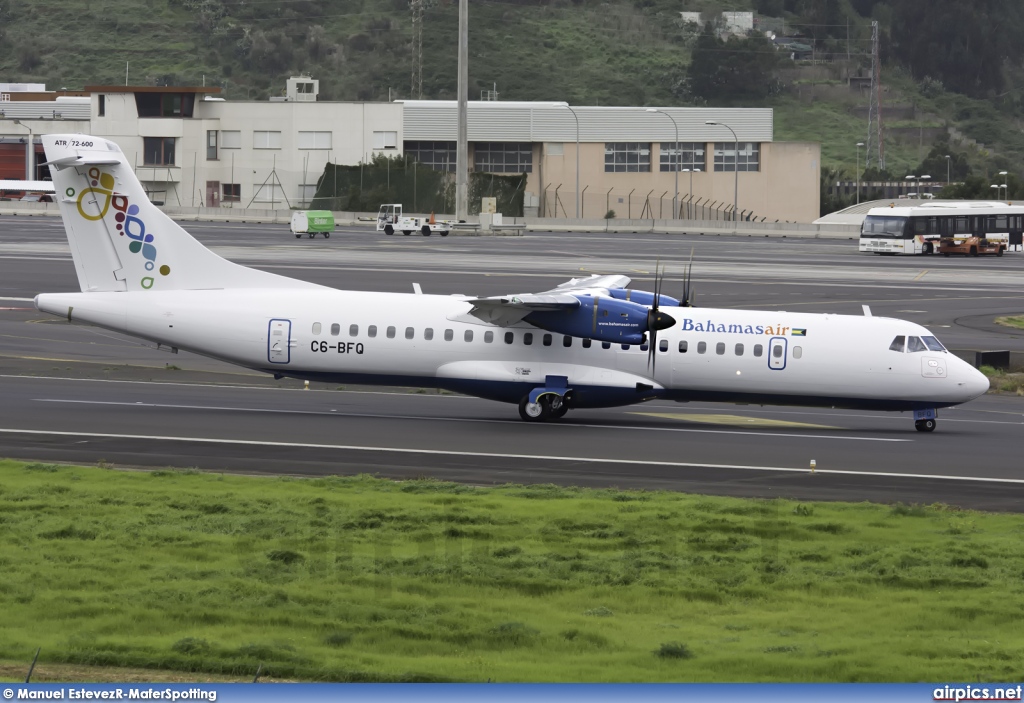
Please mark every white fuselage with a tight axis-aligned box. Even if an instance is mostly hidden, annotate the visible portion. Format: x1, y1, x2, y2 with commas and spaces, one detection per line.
35, 288, 990, 412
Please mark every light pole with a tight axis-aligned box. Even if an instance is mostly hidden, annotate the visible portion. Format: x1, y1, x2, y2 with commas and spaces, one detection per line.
706, 120, 739, 221
564, 104, 580, 218
905, 174, 917, 198
944, 155, 950, 187
647, 108, 680, 218
12, 119, 34, 181
856, 142, 864, 204
919, 174, 931, 198
999, 171, 1008, 200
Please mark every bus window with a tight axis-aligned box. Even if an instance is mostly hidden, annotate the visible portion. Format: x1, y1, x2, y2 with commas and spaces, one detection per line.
907, 336, 927, 352
921, 335, 945, 351
889, 335, 905, 352
861, 215, 910, 238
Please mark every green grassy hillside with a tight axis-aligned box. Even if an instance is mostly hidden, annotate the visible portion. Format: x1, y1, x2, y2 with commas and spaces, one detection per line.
2, 0, 1023, 182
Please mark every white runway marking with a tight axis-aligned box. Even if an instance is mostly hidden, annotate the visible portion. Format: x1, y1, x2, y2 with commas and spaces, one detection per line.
6, 426, 1024, 484
32, 398, 910, 442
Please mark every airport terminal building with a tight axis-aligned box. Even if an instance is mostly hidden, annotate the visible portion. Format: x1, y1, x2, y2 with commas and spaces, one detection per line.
0, 79, 819, 222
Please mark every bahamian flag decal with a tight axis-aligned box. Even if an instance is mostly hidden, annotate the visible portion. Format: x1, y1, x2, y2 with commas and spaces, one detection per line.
791, 328, 807, 336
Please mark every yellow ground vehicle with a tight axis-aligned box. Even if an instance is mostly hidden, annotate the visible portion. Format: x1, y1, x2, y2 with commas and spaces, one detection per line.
938, 236, 1005, 257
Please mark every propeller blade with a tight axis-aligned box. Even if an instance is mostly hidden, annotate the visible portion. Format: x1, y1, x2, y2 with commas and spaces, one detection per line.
648, 259, 665, 374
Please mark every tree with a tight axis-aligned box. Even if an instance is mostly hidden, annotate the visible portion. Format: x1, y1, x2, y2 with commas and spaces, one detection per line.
912, 137, 971, 183
688, 25, 780, 102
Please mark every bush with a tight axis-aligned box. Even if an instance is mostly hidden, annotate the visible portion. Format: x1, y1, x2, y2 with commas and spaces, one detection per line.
604, 209, 616, 219
655, 642, 693, 659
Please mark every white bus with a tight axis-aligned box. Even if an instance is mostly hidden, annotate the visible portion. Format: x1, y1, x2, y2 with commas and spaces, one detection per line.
859, 201, 1024, 255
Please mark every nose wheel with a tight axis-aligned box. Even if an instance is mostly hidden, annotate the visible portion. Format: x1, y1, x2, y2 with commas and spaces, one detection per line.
915, 418, 936, 432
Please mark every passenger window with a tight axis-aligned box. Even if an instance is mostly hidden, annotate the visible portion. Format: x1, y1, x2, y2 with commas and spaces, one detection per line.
387, 326, 396, 339
697, 341, 707, 354
582, 339, 592, 348
484, 331, 494, 343
523, 333, 533, 345
349, 324, 358, 337
716, 342, 725, 355
405, 327, 414, 340
908, 336, 927, 353
464, 330, 473, 342
601, 341, 611, 349
659, 339, 668, 352
444, 329, 454, 341
921, 335, 945, 351
679, 340, 688, 353
889, 335, 905, 352
543, 334, 552, 347
793, 346, 802, 359
753, 344, 763, 357
330, 323, 340, 336
563, 336, 572, 347
368, 325, 377, 338
640, 343, 648, 351
312, 322, 322, 335
424, 328, 434, 341
504, 332, 514, 344
773, 344, 783, 358
735, 343, 744, 356
621, 344, 630, 350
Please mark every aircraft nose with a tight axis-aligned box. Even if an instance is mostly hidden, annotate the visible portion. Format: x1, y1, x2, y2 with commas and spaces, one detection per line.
959, 363, 990, 400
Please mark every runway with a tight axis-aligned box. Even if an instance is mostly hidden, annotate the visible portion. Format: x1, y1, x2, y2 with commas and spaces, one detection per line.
2, 215, 1024, 510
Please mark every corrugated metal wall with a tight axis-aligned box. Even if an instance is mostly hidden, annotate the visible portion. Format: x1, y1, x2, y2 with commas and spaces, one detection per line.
402, 102, 772, 143
0, 102, 91, 120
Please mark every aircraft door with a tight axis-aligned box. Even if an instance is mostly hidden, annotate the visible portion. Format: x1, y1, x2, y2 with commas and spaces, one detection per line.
768, 336, 787, 370
268, 319, 292, 364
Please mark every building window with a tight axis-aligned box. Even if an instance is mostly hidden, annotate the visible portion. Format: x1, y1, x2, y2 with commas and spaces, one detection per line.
135, 93, 195, 118
221, 131, 241, 149
98, 95, 105, 117
714, 142, 760, 172
659, 142, 705, 172
405, 141, 456, 172
474, 142, 532, 173
298, 131, 332, 150
143, 137, 175, 166
253, 131, 282, 149
206, 130, 218, 161
372, 131, 398, 150
252, 184, 285, 204
604, 142, 651, 173
222, 183, 240, 203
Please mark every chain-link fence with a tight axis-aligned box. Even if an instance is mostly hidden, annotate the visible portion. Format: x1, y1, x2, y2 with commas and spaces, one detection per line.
310, 156, 526, 216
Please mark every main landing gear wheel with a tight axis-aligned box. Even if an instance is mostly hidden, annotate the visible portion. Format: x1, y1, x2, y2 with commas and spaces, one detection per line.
384, 224, 394, 235
518, 395, 549, 422
915, 418, 936, 432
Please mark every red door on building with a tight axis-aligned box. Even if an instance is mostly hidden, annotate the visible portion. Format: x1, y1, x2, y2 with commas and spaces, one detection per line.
206, 181, 220, 208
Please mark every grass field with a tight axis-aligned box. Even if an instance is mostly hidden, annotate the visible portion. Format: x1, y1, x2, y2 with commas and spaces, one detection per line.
1, 459, 1023, 682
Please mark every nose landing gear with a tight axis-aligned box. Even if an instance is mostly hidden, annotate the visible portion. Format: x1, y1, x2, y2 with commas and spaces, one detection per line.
913, 408, 937, 432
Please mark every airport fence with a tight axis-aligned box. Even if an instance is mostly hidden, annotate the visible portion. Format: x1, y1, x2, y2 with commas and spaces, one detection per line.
540, 185, 763, 222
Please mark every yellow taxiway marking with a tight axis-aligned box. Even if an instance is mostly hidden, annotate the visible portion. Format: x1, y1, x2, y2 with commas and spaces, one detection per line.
913, 269, 929, 281
630, 411, 836, 429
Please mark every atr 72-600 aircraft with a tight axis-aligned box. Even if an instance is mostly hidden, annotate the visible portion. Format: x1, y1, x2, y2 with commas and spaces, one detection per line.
34, 135, 989, 432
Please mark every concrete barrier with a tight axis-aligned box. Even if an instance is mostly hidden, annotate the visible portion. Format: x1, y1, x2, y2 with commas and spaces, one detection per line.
0, 202, 859, 238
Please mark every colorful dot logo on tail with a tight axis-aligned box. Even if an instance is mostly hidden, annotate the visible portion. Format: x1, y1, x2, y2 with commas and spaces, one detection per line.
76, 168, 116, 221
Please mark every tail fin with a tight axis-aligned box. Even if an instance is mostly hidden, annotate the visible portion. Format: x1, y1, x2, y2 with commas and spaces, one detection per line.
42, 134, 317, 293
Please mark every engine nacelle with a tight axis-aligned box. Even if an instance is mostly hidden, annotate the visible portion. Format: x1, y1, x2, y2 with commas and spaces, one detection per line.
525, 296, 651, 345
607, 288, 681, 307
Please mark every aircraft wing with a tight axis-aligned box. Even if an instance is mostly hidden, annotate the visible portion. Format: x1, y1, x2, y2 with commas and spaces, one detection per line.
462, 275, 631, 326
463, 292, 581, 325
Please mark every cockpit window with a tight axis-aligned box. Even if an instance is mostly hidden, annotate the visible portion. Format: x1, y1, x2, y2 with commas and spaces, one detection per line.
889, 335, 905, 352
921, 335, 945, 351
907, 336, 927, 352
